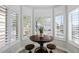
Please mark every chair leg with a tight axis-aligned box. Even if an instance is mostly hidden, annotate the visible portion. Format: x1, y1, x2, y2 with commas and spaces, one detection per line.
29, 50, 32, 53
50, 50, 53, 53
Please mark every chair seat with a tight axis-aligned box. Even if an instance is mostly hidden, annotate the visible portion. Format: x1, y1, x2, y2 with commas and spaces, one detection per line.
25, 44, 35, 50
47, 44, 56, 50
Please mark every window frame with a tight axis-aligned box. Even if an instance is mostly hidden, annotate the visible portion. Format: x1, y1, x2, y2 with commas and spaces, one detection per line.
54, 15, 65, 41
22, 15, 32, 38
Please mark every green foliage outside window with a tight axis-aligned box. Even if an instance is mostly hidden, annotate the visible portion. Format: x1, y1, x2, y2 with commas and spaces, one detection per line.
38, 17, 46, 26
23, 16, 31, 36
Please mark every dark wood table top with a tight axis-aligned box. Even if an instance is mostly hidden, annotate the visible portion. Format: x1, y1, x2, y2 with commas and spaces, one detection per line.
30, 35, 53, 43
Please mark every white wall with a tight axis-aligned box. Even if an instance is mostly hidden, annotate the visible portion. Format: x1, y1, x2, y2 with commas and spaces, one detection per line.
34, 8, 52, 18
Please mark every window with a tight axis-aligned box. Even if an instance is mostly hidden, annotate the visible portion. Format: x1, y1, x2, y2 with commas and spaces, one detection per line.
23, 16, 31, 37
35, 17, 52, 35
70, 8, 79, 44
55, 15, 64, 40
10, 12, 18, 42
0, 6, 7, 48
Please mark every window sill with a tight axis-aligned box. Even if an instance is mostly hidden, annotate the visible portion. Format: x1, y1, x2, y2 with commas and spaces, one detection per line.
55, 38, 66, 42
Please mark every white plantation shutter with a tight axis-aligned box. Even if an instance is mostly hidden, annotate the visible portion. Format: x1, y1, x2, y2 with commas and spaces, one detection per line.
10, 13, 17, 42
71, 9, 79, 44
0, 6, 7, 48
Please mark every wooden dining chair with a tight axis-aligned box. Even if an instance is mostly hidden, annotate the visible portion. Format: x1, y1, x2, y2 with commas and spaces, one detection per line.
34, 47, 48, 53
25, 44, 35, 53
47, 44, 56, 53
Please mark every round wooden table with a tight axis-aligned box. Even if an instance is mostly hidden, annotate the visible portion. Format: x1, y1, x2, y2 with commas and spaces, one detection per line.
30, 35, 53, 47
30, 35, 53, 53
